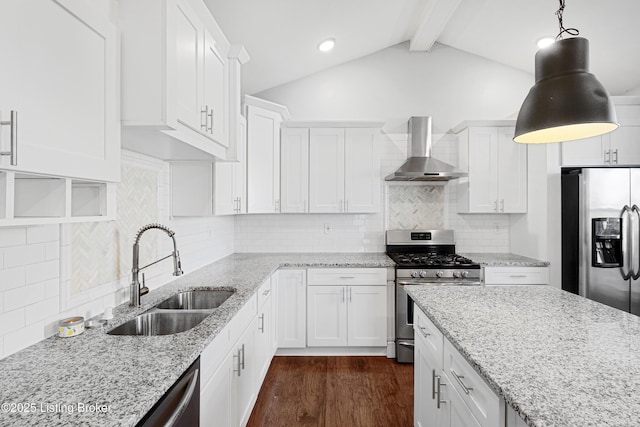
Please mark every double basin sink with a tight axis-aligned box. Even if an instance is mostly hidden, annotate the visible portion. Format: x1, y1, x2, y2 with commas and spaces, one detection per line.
108, 290, 234, 336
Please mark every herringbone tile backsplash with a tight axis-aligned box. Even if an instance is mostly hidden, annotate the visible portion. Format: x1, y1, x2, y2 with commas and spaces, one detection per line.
388, 185, 444, 230
71, 164, 158, 293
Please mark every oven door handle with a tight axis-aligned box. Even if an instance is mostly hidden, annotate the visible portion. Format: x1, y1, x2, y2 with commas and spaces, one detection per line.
397, 280, 483, 286
397, 340, 415, 348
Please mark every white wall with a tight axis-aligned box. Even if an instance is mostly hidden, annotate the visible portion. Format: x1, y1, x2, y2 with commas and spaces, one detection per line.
0, 151, 234, 360
256, 41, 533, 133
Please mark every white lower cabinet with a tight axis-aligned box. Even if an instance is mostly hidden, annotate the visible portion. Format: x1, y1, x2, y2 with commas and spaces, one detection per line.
414, 305, 506, 427
277, 269, 307, 348
255, 276, 275, 385
307, 269, 387, 347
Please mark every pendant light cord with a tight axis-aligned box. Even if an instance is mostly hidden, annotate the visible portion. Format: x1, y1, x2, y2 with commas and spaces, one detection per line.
555, 0, 580, 40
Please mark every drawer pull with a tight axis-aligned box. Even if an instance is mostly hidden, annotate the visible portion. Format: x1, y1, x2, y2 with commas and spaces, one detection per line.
451, 369, 473, 394
262, 289, 271, 296
339, 276, 356, 279
418, 326, 430, 338
436, 375, 446, 409
432, 369, 436, 400
509, 275, 527, 278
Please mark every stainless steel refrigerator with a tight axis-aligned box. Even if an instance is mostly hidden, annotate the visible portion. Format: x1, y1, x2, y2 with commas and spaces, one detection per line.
562, 167, 640, 314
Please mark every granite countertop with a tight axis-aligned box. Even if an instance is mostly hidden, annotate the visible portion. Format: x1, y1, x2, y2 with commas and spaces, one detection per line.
0, 253, 393, 427
406, 285, 640, 427
462, 252, 550, 267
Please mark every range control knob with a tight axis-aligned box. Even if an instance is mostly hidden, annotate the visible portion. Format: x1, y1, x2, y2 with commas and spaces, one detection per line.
453, 271, 462, 279
410, 271, 419, 278
436, 270, 444, 278
419, 270, 428, 278
461, 271, 469, 278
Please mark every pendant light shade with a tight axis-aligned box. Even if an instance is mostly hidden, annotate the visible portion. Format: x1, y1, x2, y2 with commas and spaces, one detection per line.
514, 37, 618, 144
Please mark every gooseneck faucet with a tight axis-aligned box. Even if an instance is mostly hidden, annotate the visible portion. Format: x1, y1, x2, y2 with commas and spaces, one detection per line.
130, 223, 183, 306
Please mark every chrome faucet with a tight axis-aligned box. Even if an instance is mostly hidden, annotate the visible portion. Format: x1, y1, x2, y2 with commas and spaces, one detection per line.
130, 223, 183, 306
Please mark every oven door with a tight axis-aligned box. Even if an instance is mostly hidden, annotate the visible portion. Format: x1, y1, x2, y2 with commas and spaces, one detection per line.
395, 281, 416, 363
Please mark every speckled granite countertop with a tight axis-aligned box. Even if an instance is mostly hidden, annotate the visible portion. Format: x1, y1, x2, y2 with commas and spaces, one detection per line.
462, 252, 550, 267
0, 253, 393, 427
406, 285, 640, 427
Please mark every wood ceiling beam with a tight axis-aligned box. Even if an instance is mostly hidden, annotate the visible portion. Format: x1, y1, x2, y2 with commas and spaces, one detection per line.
410, 0, 462, 52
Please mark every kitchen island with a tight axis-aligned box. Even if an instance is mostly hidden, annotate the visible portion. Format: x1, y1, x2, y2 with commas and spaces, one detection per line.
0, 253, 394, 427
406, 285, 640, 427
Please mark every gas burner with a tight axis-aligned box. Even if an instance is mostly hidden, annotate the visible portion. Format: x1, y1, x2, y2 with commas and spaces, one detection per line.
388, 252, 479, 269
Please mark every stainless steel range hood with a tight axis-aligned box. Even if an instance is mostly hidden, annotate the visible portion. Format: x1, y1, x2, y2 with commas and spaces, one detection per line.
385, 116, 466, 181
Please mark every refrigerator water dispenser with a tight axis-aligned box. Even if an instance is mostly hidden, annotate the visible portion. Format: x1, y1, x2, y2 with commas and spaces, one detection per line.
592, 218, 622, 267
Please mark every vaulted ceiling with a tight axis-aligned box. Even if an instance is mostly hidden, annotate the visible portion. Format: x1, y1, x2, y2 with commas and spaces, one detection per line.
204, 0, 640, 96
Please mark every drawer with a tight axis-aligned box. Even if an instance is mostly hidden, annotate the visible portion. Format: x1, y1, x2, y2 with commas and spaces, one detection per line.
483, 266, 549, 285
414, 306, 443, 362
444, 339, 501, 427
307, 268, 386, 286
257, 276, 272, 308
228, 294, 257, 345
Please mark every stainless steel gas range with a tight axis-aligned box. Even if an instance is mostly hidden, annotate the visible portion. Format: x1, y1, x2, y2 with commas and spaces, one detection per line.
386, 230, 481, 363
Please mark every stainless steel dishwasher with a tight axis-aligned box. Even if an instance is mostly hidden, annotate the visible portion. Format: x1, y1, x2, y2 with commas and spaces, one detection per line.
137, 357, 200, 427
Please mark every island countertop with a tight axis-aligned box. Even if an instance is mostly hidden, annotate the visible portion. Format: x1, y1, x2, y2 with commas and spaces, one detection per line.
0, 252, 394, 427
406, 285, 640, 427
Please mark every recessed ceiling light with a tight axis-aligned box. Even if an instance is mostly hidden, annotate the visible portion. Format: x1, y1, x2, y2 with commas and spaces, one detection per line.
537, 37, 555, 49
318, 38, 335, 52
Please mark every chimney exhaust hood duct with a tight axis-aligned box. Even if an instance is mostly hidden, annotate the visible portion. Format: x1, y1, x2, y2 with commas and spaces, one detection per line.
385, 116, 466, 181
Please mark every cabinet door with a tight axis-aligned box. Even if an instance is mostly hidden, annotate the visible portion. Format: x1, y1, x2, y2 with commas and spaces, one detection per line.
467, 128, 499, 213
307, 286, 348, 347
347, 286, 386, 346
214, 161, 235, 215
609, 105, 640, 165
277, 270, 307, 348
200, 350, 234, 426
281, 128, 309, 213
174, 0, 202, 132
234, 318, 256, 427
344, 128, 380, 213
309, 128, 345, 213
247, 105, 281, 213
203, 30, 227, 145
0, 0, 119, 182
497, 127, 527, 213
171, 162, 213, 217
446, 372, 482, 427
560, 135, 606, 166
415, 332, 444, 427
255, 294, 274, 384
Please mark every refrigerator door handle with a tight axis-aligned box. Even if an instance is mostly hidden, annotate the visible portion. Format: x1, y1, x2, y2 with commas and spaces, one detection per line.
621, 205, 632, 280
632, 204, 640, 280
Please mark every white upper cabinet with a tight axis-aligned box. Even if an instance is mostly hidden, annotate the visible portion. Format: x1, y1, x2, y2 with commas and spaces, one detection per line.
0, 0, 120, 182
119, 0, 231, 160
456, 122, 527, 214
281, 123, 381, 214
245, 96, 290, 214
281, 128, 310, 213
561, 98, 640, 166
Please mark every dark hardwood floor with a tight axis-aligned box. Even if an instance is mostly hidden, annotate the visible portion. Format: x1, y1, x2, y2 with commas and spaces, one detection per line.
247, 356, 414, 427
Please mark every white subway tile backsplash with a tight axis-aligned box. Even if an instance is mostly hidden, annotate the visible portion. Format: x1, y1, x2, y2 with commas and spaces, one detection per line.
0, 266, 25, 292
4, 282, 45, 312
45, 241, 60, 261
0, 227, 27, 248
0, 309, 25, 336
3, 321, 44, 358
3, 243, 47, 268
25, 260, 59, 285
26, 225, 59, 244
26, 296, 60, 324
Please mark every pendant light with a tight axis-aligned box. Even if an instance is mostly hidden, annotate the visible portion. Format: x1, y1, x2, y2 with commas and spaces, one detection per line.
513, 0, 618, 144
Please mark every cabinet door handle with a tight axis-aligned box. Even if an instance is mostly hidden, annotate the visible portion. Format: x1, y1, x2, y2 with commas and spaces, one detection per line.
275, 199, 280, 212
432, 369, 437, 400
240, 343, 246, 370
450, 369, 474, 394
262, 288, 271, 296
604, 149, 611, 164
200, 106, 208, 131
500, 199, 504, 212
207, 108, 213, 133
233, 348, 241, 376
613, 149, 618, 164
0, 110, 18, 166
258, 313, 265, 333
436, 375, 446, 409
493, 200, 498, 212
418, 326, 430, 338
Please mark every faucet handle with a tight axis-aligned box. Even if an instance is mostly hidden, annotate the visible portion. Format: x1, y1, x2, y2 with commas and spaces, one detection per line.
140, 273, 149, 296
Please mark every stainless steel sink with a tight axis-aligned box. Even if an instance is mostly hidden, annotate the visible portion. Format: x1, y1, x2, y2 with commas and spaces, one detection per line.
107, 311, 210, 336
155, 290, 234, 310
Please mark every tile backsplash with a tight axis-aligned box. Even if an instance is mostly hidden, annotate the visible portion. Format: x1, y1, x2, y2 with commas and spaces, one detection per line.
387, 185, 444, 230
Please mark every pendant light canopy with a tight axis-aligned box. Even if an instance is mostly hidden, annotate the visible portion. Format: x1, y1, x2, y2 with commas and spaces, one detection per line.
513, 2, 618, 144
